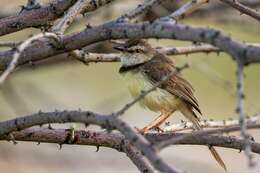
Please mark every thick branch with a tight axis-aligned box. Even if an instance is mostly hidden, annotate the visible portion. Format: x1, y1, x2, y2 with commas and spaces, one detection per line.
0, 0, 76, 36
1, 128, 154, 173
0, 21, 259, 71
0, 0, 115, 36
0, 110, 181, 173
1, 128, 260, 154
52, 0, 115, 34
120, 0, 162, 21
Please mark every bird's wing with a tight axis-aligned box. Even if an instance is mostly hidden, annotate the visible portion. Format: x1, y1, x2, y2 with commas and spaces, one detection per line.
141, 53, 201, 115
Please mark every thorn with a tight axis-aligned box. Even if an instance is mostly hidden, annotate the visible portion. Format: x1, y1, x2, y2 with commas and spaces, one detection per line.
165, 121, 170, 126
96, 145, 100, 152
8, 133, 18, 145
59, 144, 63, 150
86, 23, 92, 29
48, 124, 54, 130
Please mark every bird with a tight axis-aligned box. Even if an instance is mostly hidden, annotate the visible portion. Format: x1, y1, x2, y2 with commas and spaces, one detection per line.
114, 39, 227, 171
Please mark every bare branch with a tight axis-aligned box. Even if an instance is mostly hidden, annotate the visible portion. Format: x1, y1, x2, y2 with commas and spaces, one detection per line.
0, 41, 20, 48
69, 50, 121, 63
52, 0, 88, 34
163, 114, 260, 132
220, 0, 260, 21
0, 21, 259, 71
0, 110, 181, 173
52, 0, 115, 34
0, 0, 76, 36
155, 118, 260, 150
124, 145, 155, 173
160, 0, 209, 22
0, 0, 116, 36
119, 0, 163, 21
0, 32, 59, 84
69, 44, 222, 64
236, 61, 255, 166
1, 126, 260, 154
1, 128, 155, 173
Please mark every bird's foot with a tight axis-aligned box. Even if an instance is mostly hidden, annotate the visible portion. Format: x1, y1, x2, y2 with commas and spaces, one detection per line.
135, 126, 165, 134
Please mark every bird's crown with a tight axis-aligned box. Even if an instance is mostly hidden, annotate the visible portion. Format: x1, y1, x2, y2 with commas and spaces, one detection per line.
113, 39, 153, 54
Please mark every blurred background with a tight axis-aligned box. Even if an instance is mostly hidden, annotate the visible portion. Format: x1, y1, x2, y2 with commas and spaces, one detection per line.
0, 0, 260, 172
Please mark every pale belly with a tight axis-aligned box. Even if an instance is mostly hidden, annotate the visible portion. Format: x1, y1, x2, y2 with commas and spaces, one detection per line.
122, 71, 181, 112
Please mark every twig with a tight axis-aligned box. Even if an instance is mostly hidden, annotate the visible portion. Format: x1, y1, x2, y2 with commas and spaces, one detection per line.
236, 62, 255, 166
163, 114, 260, 132
118, 0, 162, 21
52, 0, 114, 34
52, 0, 117, 63
155, 119, 260, 150
0, 32, 59, 84
69, 50, 121, 63
69, 44, 223, 64
52, 0, 88, 34
160, 0, 210, 22
0, 41, 21, 48
220, 0, 260, 21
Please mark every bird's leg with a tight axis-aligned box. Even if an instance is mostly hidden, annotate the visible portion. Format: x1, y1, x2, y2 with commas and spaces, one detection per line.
140, 111, 173, 133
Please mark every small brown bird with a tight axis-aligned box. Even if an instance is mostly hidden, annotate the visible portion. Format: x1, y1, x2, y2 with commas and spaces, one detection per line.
114, 39, 227, 171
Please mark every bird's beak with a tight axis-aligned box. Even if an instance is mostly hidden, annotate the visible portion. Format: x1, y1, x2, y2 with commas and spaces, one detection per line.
113, 45, 125, 51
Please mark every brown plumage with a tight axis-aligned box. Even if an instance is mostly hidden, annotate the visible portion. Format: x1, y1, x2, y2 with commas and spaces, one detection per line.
115, 39, 226, 171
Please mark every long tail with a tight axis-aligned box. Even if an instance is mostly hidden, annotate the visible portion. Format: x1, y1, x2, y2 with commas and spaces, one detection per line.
180, 105, 227, 171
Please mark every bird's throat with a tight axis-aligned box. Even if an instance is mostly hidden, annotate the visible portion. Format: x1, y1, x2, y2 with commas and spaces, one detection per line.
119, 63, 145, 73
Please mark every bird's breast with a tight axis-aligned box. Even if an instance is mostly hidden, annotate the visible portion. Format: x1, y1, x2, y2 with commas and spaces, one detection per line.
121, 70, 180, 112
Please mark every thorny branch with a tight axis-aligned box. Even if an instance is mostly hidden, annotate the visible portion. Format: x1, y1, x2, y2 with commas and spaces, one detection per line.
160, 0, 209, 22
0, 32, 59, 84
0, 110, 182, 173
0, 0, 116, 36
236, 61, 255, 166
0, 0, 259, 172
1, 121, 260, 153
220, 0, 260, 21
0, 21, 260, 71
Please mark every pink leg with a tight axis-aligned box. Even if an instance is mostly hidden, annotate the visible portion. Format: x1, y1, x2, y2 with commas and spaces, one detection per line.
140, 110, 174, 133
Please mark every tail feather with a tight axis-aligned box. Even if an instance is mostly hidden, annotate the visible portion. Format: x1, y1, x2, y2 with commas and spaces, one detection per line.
179, 105, 227, 171
210, 147, 227, 171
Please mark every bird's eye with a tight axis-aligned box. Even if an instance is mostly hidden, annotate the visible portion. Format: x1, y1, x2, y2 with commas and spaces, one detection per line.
126, 49, 135, 53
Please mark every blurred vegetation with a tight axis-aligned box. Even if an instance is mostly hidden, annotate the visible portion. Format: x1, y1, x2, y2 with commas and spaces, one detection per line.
0, 0, 260, 173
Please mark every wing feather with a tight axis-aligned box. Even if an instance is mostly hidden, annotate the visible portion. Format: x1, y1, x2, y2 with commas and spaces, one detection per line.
141, 53, 201, 114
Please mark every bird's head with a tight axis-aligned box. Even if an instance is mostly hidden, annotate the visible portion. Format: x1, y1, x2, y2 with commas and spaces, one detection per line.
113, 39, 155, 67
